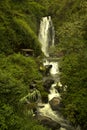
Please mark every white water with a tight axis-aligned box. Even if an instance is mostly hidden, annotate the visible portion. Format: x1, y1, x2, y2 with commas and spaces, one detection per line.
38, 16, 55, 57
38, 16, 74, 130
43, 59, 60, 82
38, 103, 63, 122
43, 59, 59, 75
48, 83, 61, 101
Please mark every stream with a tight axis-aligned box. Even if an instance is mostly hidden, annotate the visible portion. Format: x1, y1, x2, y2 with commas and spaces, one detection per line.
38, 16, 75, 130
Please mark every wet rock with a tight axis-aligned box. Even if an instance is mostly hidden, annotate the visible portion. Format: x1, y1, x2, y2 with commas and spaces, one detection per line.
45, 64, 52, 75
39, 64, 52, 76
37, 115, 61, 130
43, 77, 54, 92
49, 97, 61, 110
42, 94, 48, 103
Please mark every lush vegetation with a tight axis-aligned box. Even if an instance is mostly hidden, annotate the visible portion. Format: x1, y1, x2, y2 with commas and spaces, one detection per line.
0, 0, 48, 129
0, 53, 48, 130
46, 0, 87, 129
0, 0, 87, 130
0, 0, 46, 55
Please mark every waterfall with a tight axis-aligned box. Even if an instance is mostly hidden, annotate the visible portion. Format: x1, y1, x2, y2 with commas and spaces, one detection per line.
38, 16, 74, 130
38, 16, 55, 57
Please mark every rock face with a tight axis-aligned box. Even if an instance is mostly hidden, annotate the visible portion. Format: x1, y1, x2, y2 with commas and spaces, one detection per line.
49, 97, 61, 110
37, 115, 61, 130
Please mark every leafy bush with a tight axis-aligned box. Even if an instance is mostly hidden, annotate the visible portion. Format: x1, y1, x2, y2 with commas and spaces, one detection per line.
47, 0, 87, 129
0, 0, 46, 55
0, 53, 45, 130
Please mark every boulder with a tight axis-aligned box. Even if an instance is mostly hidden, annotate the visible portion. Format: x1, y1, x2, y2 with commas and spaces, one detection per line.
37, 115, 61, 130
43, 77, 54, 92
49, 97, 61, 110
45, 64, 52, 75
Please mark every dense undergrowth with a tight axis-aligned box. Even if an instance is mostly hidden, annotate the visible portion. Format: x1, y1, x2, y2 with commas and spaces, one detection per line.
46, 0, 87, 129
0, 53, 47, 130
0, 0, 46, 55
0, 0, 48, 130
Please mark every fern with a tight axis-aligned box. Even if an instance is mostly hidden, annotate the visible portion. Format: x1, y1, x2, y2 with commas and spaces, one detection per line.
20, 89, 41, 104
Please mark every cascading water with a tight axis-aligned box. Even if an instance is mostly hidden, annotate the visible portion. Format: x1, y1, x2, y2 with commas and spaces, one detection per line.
38, 16, 74, 130
38, 16, 55, 57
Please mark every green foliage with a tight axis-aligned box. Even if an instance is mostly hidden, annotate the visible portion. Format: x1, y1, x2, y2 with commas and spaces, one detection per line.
20, 117, 48, 130
0, 0, 87, 129
0, 0, 46, 55
47, 0, 87, 129
20, 88, 41, 103
0, 53, 46, 130
60, 49, 87, 127
13, 18, 41, 56
0, 103, 23, 130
